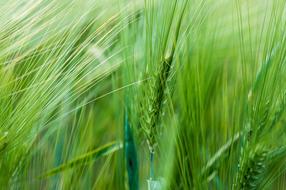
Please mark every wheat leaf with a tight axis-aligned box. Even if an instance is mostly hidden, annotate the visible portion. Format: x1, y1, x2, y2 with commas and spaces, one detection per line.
41, 141, 122, 178
124, 108, 139, 190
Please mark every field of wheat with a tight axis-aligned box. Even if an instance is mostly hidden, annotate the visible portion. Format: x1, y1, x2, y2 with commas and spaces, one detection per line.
1, 0, 286, 189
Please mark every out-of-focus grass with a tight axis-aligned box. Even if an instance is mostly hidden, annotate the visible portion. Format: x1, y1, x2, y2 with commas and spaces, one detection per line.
0, 0, 286, 189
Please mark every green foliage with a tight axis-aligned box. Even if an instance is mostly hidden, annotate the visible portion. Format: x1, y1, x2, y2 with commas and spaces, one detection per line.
1, 0, 286, 189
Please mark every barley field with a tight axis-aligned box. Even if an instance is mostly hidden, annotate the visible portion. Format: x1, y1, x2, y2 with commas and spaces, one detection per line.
1, 0, 286, 189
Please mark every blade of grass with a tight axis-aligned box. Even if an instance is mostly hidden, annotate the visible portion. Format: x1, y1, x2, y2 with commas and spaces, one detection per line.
124, 106, 139, 190
41, 141, 123, 178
